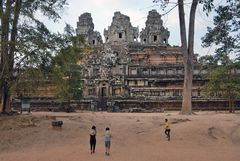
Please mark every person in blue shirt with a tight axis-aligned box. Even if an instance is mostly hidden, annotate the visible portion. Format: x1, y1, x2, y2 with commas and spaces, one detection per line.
104, 127, 111, 156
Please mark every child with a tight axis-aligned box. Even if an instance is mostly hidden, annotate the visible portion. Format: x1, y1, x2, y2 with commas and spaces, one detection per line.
165, 119, 170, 141
90, 125, 96, 154
104, 127, 111, 156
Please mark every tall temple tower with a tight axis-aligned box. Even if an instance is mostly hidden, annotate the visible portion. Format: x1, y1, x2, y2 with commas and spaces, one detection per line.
76, 13, 103, 46
140, 10, 170, 45
104, 12, 139, 45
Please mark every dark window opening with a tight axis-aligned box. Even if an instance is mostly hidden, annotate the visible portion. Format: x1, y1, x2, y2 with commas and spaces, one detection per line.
119, 33, 122, 38
143, 39, 146, 43
89, 88, 96, 95
155, 82, 167, 87
173, 90, 180, 96
92, 40, 95, 45
163, 38, 167, 44
101, 87, 107, 97
153, 35, 157, 42
134, 36, 137, 41
198, 88, 201, 96
134, 80, 138, 85
143, 69, 149, 75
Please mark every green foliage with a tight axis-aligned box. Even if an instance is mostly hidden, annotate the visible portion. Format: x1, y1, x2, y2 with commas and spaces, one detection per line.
199, 0, 214, 15
0, 0, 68, 112
52, 35, 86, 101
202, 0, 240, 57
20, 0, 68, 22
12, 68, 46, 97
198, 55, 217, 68
1, 0, 68, 69
203, 61, 240, 101
198, 52, 232, 68
53, 65, 82, 101
152, 0, 169, 9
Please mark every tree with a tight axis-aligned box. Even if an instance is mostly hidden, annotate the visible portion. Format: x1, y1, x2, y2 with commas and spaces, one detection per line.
153, 0, 213, 114
201, 0, 240, 112
0, 0, 68, 113
203, 60, 240, 112
12, 68, 46, 97
53, 65, 82, 102
52, 32, 85, 104
202, 0, 240, 58
198, 53, 233, 71
178, 0, 199, 114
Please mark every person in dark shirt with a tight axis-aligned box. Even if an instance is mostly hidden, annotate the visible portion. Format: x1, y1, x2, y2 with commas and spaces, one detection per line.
90, 125, 96, 154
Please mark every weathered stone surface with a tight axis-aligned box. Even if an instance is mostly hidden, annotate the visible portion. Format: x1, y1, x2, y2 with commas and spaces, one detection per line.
104, 11, 139, 45
76, 12, 103, 46
76, 10, 204, 110
140, 10, 170, 45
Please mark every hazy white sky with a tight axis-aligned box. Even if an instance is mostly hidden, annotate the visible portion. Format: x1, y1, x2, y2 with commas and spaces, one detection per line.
44, 0, 222, 56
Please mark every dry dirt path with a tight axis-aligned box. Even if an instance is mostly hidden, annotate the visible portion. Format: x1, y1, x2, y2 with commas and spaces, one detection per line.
0, 111, 240, 161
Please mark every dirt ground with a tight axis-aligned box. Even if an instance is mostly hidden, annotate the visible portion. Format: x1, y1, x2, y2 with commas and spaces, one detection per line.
0, 111, 240, 161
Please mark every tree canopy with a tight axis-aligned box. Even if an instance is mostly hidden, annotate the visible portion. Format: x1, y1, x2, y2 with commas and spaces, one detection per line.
203, 60, 240, 112
201, 0, 240, 113
52, 29, 86, 102
202, 0, 240, 58
0, 0, 68, 112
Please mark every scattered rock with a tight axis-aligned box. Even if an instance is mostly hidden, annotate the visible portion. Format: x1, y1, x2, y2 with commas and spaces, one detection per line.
136, 131, 145, 134
208, 127, 218, 140
52, 120, 63, 128
171, 118, 191, 124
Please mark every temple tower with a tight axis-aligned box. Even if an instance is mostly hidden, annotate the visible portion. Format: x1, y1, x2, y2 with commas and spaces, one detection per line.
104, 11, 139, 45
140, 10, 170, 45
76, 13, 103, 46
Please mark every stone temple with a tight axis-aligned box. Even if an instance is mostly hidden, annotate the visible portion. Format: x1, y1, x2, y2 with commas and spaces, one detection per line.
10, 10, 240, 111
75, 10, 212, 111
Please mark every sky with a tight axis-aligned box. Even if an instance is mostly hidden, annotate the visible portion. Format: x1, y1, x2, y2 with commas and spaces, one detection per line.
43, 0, 222, 57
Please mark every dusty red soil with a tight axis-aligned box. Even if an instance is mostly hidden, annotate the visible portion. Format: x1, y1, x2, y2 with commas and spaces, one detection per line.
0, 111, 240, 161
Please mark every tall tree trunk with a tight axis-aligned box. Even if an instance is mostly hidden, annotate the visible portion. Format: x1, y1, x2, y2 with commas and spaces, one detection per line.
228, 98, 235, 113
1, 0, 12, 113
2, 80, 10, 113
2, 0, 23, 113
1, 0, 21, 113
0, 0, 2, 112
179, 0, 199, 114
178, 0, 190, 114
228, 97, 232, 113
232, 100, 235, 113
9, 0, 22, 71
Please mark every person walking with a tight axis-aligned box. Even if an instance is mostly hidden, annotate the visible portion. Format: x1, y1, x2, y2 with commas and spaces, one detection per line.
90, 125, 96, 154
104, 127, 111, 156
165, 119, 170, 141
